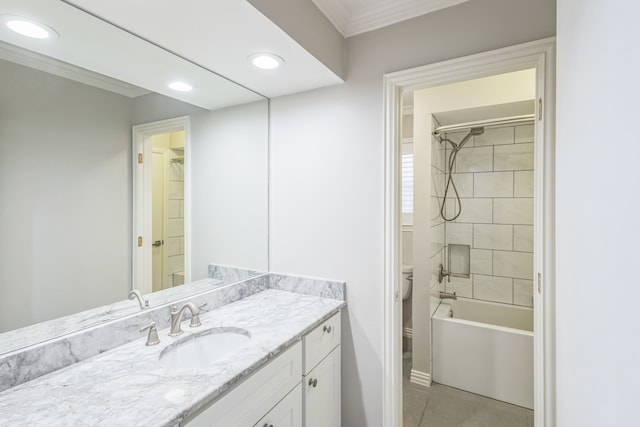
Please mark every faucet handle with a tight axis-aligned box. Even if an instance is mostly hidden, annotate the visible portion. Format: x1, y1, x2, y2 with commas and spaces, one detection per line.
189, 303, 207, 328
140, 322, 160, 346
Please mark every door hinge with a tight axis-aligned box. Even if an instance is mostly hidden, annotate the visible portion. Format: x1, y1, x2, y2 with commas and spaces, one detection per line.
138, 153, 143, 164
538, 98, 543, 120
537, 272, 542, 294
137, 236, 143, 247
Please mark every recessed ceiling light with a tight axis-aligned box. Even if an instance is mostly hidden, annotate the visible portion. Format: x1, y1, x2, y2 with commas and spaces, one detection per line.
167, 81, 194, 92
3, 16, 57, 39
248, 53, 284, 70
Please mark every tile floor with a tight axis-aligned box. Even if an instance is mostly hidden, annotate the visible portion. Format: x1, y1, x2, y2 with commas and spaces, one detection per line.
403, 357, 533, 427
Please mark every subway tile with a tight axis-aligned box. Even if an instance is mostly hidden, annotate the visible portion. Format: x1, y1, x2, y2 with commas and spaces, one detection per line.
494, 143, 534, 171
446, 276, 473, 298
454, 146, 493, 173
432, 167, 446, 198
431, 250, 445, 292
179, 200, 184, 217
474, 126, 514, 147
431, 223, 445, 257
515, 125, 534, 144
168, 200, 180, 219
168, 254, 184, 273
474, 274, 513, 304
166, 237, 180, 257
452, 198, 493, 224
514, 171, 534, 197
493, 251, 533, 280
168, 180, 184, 199
445, 173, 474, 198
514, 279, 534, 307
168, 162, 184, 181
168, 218, 184, 237
446, 223, 472, 246
474, 172, 513, 198
179, 236, 184, 255
493, 198, 534, 225
432, 196, 445, 224
514, 225, 534, 252
432, 142, 446, 172
473, 224, 513, 250
470, 249, 492, 275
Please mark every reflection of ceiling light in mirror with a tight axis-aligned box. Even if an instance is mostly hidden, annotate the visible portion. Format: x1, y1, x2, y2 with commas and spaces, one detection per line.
168, 81, 194, 92
3, 17, 57, 39
248, 53, 284, 70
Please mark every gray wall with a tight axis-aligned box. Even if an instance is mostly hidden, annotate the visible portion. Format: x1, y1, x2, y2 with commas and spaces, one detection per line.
268, 0, 556, 424
0, 61, 269, 333
557, 0, 640, 425
0, 59, 133, 331
132, 95, 269, 281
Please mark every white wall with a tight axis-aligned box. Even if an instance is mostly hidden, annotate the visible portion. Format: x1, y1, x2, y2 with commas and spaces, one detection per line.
556, 1, 640, 425
269, 0, 555, 424
0, 59, 133, 332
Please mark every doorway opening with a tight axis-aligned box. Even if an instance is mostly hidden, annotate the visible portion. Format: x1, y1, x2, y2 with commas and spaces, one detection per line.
383, 38, 555, 427
132, 116, 191, 295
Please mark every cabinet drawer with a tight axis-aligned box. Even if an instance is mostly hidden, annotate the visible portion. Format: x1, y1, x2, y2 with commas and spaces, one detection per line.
255, 383, 302, 427
303, 312, 341, 374
184, 341, 302, 427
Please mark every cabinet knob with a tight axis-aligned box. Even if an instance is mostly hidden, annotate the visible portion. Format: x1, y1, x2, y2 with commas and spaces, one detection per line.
308, 378, 318, 388
323, 325, 332, 333
263, 424, 273, 427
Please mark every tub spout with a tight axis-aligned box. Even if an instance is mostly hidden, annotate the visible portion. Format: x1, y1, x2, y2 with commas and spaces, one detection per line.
439, 291, 457, 300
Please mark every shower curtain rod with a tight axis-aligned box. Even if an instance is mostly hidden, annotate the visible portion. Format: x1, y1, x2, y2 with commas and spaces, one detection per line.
433, 114, 535, 134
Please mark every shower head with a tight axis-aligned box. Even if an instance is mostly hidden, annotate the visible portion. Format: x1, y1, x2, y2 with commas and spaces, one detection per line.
457, 126, 485, 150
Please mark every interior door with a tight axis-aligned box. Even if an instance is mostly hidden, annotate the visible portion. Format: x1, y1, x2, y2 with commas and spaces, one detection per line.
152, 150, 167, 291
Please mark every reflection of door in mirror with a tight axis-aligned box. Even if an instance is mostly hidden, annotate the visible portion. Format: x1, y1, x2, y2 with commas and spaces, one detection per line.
133, 118, 190, 295
150, 132, 185, 292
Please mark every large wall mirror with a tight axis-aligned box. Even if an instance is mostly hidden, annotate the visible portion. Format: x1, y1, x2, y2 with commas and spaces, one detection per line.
0, 0, 268, 353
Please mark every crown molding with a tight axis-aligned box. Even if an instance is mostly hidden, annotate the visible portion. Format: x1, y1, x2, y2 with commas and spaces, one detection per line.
0, 42, 149, 98
314, 0, 470, 38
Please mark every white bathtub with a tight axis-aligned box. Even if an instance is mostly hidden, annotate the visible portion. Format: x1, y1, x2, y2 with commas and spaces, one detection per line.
432, 298, 534, 409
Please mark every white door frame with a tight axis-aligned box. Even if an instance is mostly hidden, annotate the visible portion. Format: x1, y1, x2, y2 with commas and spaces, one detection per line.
382, 38, 556, 427
132, 116, 191, 293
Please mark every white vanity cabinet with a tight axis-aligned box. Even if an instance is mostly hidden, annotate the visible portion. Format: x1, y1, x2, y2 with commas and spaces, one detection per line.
183, 342, 302, 427
182, 311, 341, 427
302, 312, 341, 427
255, 384, 302, 427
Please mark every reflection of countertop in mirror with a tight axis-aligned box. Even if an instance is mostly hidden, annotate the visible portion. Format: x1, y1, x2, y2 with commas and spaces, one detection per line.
0, 278, 224, 355
0, 289, 345, 426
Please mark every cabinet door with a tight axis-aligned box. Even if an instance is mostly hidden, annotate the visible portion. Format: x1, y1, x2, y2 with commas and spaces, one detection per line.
304, 346, 341, 427
256, 383, 302, 427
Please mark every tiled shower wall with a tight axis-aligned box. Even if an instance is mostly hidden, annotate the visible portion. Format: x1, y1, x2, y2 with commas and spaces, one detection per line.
167, 148, 185, 286
430, 118, 446, 294
441, 124, 534, 307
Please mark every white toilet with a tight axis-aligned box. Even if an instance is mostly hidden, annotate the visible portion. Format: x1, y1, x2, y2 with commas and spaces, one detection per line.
402, 265, 413, 299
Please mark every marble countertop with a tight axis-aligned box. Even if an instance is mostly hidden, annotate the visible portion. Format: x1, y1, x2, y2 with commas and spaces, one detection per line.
0, 289, 345, 426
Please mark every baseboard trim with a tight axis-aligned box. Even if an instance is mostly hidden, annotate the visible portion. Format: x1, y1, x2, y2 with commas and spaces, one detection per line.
402, 327, 413, 339
410, 369, 431, 387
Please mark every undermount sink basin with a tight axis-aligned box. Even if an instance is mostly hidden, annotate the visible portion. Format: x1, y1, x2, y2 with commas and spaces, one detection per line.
159, 327, 251, 369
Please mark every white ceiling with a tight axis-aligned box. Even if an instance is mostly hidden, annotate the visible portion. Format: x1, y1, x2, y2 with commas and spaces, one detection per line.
66, 0, 343, 99
0, 0, 474, 108
0, 0, 344, 109
313, 0, 471, 37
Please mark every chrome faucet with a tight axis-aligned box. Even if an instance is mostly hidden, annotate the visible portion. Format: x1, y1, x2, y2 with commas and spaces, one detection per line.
439, 291, 457, 300
169, 302, 206, 336
128, 289, 149, 310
